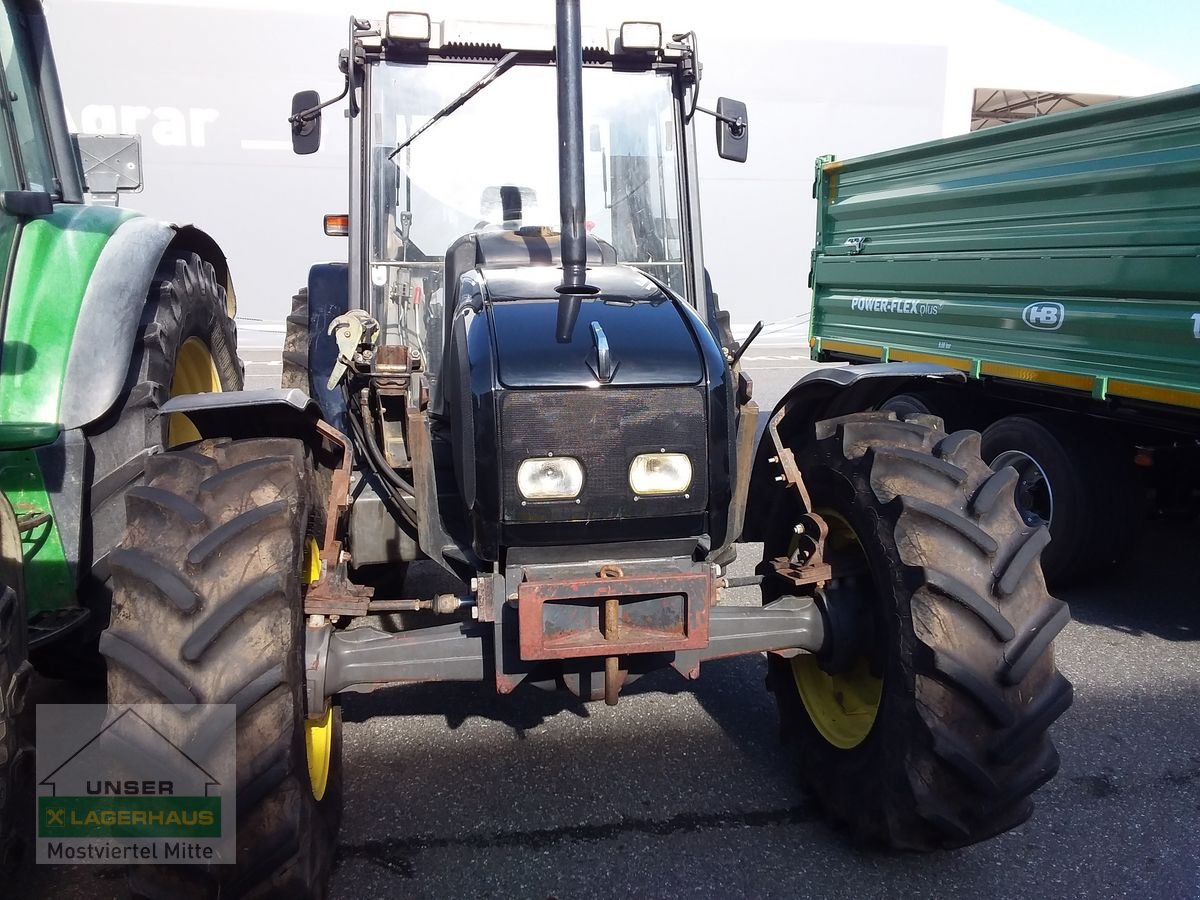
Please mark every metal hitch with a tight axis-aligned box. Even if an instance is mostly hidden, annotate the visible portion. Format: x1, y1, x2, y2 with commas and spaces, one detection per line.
304, 593, 827, 714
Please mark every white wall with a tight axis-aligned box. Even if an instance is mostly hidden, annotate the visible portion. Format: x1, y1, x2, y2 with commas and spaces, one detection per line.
46, 0, 1187, 342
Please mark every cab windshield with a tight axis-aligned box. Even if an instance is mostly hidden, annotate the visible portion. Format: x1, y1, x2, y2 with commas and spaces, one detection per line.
366, 60, 686, 354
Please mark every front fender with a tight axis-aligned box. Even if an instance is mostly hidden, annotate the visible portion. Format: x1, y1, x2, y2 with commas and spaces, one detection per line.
60, 216, 175, 429
1, 204, 139, 431
741, 363, 965, 541
60, 219, 239, 430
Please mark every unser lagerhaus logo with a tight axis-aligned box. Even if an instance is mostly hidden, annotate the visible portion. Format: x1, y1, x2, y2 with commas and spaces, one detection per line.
36, 703, 236, 864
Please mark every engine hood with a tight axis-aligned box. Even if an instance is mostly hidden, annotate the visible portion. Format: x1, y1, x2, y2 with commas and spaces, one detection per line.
483, 267, 705, 389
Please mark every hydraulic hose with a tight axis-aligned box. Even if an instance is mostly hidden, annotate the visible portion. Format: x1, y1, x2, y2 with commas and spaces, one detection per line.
343, 382, 419, 529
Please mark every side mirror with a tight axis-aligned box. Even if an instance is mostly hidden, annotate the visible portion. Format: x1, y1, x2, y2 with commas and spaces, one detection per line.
291, 90, 322, 155
715, 97, 748, 163
0, 190, 53, 217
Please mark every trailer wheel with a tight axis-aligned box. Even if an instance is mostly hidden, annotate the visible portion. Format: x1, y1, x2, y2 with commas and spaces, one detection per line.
32, 253, 242, 682
981, 415, 1136, 586
880, 393, 934, 418
764, 411, 1072, 850
103, 438, 342, 898
880, 391, 971, 431
0, 580, 32, 874
282, 288, 309, 393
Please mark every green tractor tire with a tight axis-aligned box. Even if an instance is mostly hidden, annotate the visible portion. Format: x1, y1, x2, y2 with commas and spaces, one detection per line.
764, 411, 1072, 850
32, 252, 242, 682
103, 438, 342, 898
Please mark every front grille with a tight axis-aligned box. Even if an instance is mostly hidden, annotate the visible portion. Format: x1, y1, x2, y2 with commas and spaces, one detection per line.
500, 387, 708, 523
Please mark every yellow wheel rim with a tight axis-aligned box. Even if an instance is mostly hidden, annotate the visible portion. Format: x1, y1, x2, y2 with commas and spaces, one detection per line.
789, 509, 883, 750
305, 706, 333, 801
302, 535, 322, 586
791, 654, 882, 750
167, 337, 222, 447
301, 535, 332, 800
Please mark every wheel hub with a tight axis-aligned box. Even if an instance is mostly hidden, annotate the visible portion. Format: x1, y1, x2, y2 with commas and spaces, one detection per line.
991, 449, 1054, 528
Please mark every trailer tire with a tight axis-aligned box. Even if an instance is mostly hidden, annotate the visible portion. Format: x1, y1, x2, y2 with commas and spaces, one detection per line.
764, 411, 1071, 850
980, 414, 1135, 586
880, 393, 935, 418
32, 253, 242, 682
0, 582, 32, 874
103, 438, 341, 899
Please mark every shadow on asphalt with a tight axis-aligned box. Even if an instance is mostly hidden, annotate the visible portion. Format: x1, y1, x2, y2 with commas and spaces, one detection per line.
340, 654, 776, 752
1059, 516, 1199, 642
342, 678, 594, 734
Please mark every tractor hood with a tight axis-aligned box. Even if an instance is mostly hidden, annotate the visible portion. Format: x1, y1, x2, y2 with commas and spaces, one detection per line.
483, 266, 705, 389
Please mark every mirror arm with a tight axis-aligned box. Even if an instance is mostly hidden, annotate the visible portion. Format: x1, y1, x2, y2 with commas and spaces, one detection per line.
289, 76, 350, 128
694, 105, 746, 137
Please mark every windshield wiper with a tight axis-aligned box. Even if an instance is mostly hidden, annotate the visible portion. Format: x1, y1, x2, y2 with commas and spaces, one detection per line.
387, 51, 519, 161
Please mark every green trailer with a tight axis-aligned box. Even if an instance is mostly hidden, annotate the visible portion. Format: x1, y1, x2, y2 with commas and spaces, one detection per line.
809, 84, 1200, 584
0, 0, 241, 866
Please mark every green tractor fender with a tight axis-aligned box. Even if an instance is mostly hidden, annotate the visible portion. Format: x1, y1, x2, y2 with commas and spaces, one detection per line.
1, 205, 137, 433
61, 220, 234, 430
1, 208, 234, 433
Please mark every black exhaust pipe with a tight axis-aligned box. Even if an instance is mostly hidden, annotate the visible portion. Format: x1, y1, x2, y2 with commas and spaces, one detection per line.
555, 0, 590, 342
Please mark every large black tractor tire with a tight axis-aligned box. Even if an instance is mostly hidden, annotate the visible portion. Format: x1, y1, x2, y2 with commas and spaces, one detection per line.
32, 252, 242, 682
980, 414, 1137, 587
103, 438, 342, 899
764, 411, 1072, 850
281, 288, 309, 393
0, 581, 32, 874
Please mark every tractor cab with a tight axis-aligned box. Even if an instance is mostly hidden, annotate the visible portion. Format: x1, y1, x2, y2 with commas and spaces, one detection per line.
288, 11, 753, 575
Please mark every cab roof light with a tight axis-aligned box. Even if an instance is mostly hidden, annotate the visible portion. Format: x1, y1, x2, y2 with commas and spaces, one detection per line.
618, 21, 661, 53
324, 214, 349, 237
386, 11, 431, 44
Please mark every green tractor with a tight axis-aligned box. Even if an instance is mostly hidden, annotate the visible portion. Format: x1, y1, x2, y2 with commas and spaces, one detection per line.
100, 3, 1071, 897
0, 0, 241, 868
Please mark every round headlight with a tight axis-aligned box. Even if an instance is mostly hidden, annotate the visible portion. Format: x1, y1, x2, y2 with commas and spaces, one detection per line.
517, 456, 584, 500
629, 452, 692, 495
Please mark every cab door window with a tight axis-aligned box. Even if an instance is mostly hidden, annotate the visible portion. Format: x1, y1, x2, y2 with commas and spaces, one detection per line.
0, 103, 17, 276
0, 6, 55, 193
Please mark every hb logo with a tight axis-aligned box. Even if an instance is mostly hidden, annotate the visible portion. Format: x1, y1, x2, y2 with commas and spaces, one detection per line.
1022, 302, 1065, 331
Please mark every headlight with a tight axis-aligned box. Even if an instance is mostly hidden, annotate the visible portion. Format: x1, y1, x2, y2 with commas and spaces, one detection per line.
385, 11, 431, 43
629, 452, 692, 495
618, 21, 662, 52
517, 456, 584, 500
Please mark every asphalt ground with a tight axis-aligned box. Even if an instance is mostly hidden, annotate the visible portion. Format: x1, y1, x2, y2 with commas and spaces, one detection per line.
14, 347, 1200, 899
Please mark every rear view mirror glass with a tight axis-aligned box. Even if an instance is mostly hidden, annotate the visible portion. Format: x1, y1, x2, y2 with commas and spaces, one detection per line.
715, 97, 748, 163
292, 90, 322, 155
